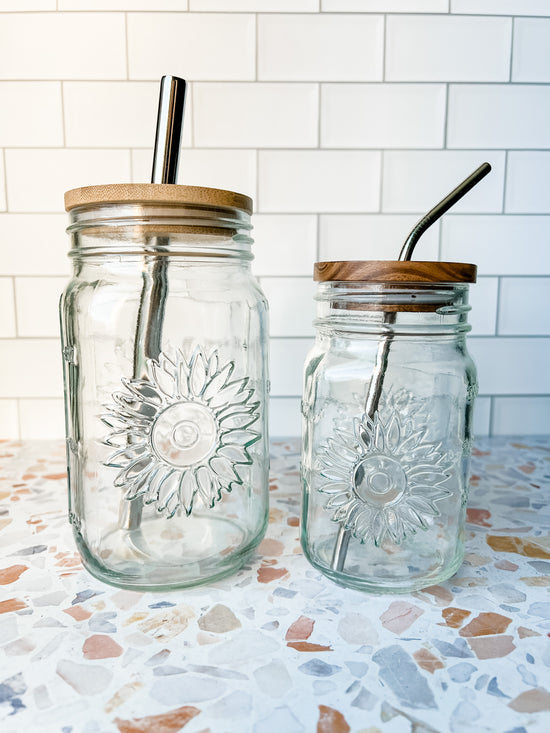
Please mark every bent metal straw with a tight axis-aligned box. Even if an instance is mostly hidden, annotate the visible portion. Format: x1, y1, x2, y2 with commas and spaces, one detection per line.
120, 75, 187, 534
330, 162, 492, 572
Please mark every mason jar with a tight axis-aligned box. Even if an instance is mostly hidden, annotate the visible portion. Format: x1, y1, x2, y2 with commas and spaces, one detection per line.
301, 260, 478, 593
60, 184, 269, 590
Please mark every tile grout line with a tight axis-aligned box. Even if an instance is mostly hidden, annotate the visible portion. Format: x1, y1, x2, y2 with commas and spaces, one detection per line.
2, 148, 8, 212
382, 13, 387, 82
509, 16, 515, 83
254, 13, 259, 83
495, 275, 502, 336
16, 398, 22, 441
60, 81, 67, 147
502, 149, 508, 213
124, 12, 130, 81
11, 275, 19, 339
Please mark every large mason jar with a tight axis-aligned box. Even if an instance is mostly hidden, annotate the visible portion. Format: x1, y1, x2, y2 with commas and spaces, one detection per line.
60, 184, 269, 590
301, 260, 478, 593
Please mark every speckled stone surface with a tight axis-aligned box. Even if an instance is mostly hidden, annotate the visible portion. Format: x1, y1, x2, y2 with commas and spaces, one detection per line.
1, 437, 550, 733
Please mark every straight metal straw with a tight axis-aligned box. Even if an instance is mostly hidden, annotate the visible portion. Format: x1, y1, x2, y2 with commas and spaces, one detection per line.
330, 162, 492, 572
120, 75, 187, 533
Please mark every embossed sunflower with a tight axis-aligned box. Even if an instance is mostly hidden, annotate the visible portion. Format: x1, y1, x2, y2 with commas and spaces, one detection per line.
317, 405, 452, 547
101, 348, 260, 518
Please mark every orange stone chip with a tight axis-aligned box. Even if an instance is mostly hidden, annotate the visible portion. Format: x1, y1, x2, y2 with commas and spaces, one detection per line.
115, 706, 200, 733
459, 612, 512, 637
317, 705, 350, 733
413, 648, 444, 673
441, 607, 471, 629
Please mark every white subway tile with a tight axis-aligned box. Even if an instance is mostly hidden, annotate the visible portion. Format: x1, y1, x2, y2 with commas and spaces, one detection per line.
253, 215, 317, 277
319, 214, 439, 262
128, 13, 255, 81
60, 1, 187, 8
259, 151, 381, 213
466, 284, 494, 337
441, 216, 550, 277
260, 278, 316, 337
0, 400, 19, 439
492, 396, 550, 436
498, 278, 550, 336
473, 397, 491, 438
6, 149, 131, 213
132, 149, 256, 199
15, 277, 66, 338
0, 339, 63, 398
64, 82, 159, 148
19, 399, 65, 440
270, 338, 313, 396
386, 16, 511, 82
0, 1, 55, 9
258, 14, 383, 82
451, 0, 550, 15
383, 151, 505, 214
192, 0, 317, 9
0, 13, 126, 80
323, 0, 446, 8
194, 83, 318, 148
505, 152, 550, 214
0, 215, 69, 276
0, 83, 62, 146
0, 278, 16, 337
269, 397, 302, 437
321, 84, 445, 149
469, 278, 498, 337
469, 337, 550, 395
513, 19, 550, 83
448, 85, 550, 149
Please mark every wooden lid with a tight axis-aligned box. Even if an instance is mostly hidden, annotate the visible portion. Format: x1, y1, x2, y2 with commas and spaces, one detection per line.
65, 183, 253, 215
314, 260, 477, 284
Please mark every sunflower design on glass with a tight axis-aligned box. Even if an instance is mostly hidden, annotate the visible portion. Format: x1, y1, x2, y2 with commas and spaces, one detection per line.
101, 348, 260, 518
317, 407, 453, 547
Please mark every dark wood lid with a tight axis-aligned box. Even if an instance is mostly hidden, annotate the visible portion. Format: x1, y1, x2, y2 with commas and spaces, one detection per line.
65, 183, 253, 215
314, 260, 477, 283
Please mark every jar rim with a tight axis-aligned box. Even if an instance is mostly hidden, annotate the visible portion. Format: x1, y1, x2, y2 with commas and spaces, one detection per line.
64, 183, 253, 216
314, 260, 477, 284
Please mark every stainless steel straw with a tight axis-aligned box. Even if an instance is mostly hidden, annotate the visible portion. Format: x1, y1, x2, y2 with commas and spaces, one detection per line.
120, 75, 187, 533
330, 162, 492, 572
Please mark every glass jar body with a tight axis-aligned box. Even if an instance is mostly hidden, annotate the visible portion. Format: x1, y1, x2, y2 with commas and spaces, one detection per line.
60, 206, 269, 590
301, 282, 477, 593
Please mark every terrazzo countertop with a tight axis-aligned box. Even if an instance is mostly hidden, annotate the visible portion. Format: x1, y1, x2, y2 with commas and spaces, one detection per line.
1, 437, 550, 733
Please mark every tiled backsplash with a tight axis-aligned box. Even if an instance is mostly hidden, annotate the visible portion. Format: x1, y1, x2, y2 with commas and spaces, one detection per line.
1, 3, 549, 438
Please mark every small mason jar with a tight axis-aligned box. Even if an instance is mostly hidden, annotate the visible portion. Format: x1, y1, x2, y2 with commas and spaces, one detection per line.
60, 184, 269, 590
301, 260, 478, 593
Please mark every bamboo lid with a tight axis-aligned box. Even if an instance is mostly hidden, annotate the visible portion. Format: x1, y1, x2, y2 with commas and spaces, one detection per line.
314, 260, 477, 284
64, 183, 253, 215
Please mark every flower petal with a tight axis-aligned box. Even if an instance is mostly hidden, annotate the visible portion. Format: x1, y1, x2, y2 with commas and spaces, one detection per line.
178, 469, 198, 516
218, 445, 252, 465
189, 349, 208, 397
196, 466, 220, 508
220, 429, 261, 448
105, 442, 149, 468
121, 378, 163, 406
203, 362, 234, 402
114, 455, 154, 488
209, 455, 239, 484
209, 379, 251, 409
218, 409, 260, 431
318, 481, 349, 495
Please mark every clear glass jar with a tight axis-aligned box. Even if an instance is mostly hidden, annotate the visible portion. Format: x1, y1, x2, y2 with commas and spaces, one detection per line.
301, 260, 478, 593
60, 184, 269, 591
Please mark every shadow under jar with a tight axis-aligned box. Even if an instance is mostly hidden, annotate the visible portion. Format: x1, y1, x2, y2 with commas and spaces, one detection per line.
301, 260, 478, 593
60, 184, 269, 591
